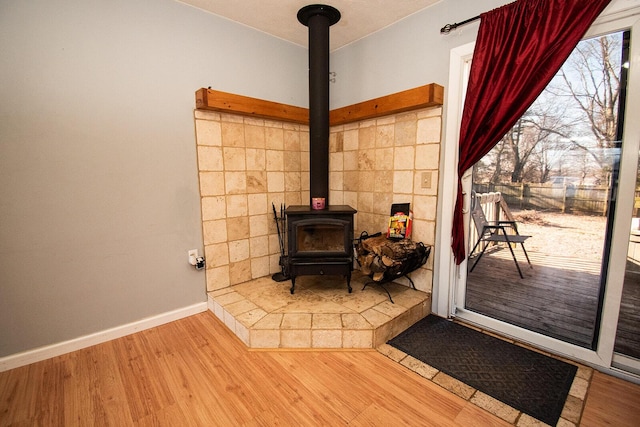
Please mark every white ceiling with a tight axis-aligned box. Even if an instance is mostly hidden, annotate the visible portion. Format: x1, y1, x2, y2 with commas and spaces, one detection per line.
178, 0, 441, 50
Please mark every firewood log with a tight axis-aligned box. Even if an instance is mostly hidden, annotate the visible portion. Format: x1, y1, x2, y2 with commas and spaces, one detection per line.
356, 234, 430, 282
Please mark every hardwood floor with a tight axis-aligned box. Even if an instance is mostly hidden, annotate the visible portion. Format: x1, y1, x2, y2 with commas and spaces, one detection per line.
581, 371, 640, 427
1, 311, 639, 426
0, 311, 510, 426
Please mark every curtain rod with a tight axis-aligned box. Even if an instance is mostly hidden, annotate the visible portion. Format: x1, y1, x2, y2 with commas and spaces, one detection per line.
440, 15, 481, 34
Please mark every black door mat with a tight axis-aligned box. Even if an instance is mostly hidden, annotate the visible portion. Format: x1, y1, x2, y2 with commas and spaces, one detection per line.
388, 315, 577, 425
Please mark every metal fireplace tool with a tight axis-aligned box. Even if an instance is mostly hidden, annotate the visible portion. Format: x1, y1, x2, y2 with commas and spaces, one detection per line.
271, 203, 289, 282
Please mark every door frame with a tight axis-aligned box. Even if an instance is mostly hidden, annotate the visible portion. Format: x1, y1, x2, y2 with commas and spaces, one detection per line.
434, 7, 640, 380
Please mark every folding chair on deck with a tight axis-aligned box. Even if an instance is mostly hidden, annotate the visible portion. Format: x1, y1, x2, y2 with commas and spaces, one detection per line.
469, 192, 532, 278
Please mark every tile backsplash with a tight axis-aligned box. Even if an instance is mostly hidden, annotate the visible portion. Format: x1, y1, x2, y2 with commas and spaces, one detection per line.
194, 105, 441, 293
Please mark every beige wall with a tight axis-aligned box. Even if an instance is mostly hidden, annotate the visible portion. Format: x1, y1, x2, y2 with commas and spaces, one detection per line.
195, 105, 442, 293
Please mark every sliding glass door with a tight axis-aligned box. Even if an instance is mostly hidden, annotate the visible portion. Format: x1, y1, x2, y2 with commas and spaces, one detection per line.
438, 9, 640, 376
613, 155, 640, 374
462, 30, 627, 350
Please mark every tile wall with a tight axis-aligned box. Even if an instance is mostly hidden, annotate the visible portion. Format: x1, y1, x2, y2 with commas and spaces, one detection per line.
194, 105, 442, 293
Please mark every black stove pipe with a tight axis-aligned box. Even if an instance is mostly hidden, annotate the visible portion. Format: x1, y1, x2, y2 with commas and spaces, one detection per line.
298, 5, 340, 208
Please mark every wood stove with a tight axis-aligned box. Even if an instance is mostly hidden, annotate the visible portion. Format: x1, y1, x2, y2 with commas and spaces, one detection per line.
285, 5, 357, 294
285, 205, 356, 294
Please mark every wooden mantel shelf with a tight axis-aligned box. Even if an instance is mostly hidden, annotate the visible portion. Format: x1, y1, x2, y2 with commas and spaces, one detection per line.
195, 83, 444, 126
195, 88, 309, 124
330, 84, 444, 126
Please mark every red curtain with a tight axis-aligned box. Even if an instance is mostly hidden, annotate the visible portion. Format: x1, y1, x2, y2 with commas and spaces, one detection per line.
452, 0, 612, 264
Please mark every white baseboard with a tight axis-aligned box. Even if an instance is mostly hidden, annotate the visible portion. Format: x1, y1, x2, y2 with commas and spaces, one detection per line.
0, 302, 208, 372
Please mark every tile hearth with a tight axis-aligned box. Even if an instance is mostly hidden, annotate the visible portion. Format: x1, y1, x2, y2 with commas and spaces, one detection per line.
207, 271, 431, 349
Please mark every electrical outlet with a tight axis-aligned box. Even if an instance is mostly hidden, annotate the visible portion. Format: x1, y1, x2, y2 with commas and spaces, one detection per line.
188, 249, 198, 265
421, 171, 432, 189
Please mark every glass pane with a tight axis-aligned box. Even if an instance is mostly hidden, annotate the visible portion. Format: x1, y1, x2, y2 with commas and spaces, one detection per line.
465, 31, 626, 348
615, 155, 640, 359
296, 224, 345, 252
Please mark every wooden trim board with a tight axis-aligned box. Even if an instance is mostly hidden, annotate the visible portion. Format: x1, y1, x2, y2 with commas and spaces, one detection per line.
195, 88, 309, 124
0, 302, 208, 372
195, 83, 444, 125
330, 84, 444, 125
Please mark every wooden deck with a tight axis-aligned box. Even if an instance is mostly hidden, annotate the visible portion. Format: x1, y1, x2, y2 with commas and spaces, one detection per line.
616, 262, 640, 358
466, 247, 639, 357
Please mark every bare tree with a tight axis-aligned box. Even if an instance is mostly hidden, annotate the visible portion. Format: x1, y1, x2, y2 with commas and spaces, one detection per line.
496, 102, 570, 183
475, 32, 624, 187
489, 139, 509, 184
547, 33, 622, 181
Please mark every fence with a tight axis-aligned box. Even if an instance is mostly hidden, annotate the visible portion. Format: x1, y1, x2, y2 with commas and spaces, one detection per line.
473, 182, 611, 216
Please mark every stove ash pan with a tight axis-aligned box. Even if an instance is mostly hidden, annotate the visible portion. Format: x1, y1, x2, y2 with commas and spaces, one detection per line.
285, 205, 356, 294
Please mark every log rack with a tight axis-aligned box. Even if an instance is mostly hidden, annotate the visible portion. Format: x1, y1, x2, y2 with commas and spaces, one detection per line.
355, 232, 431, 303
